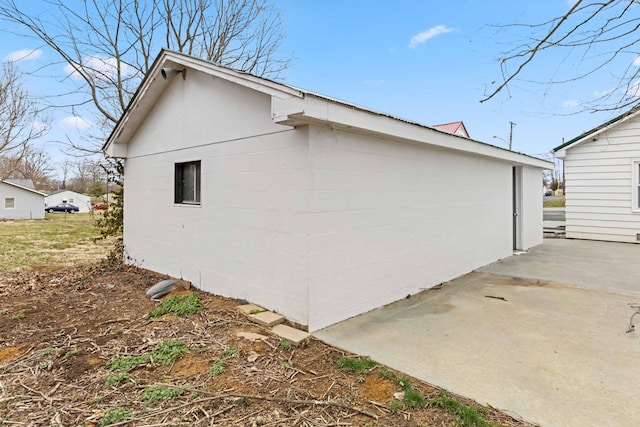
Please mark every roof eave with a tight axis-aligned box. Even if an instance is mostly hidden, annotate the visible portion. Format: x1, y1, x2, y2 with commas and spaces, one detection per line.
273, 94, 553, 170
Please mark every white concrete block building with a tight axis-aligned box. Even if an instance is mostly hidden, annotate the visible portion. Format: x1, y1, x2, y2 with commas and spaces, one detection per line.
0, 179, 46, 220
553, 108, 640, 243
104, 50, 552, 331
46, 190, 92, 213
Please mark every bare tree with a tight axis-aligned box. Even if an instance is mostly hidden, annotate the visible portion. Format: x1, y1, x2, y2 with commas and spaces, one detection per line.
0, 0, 291, 153
0, 62, 49, 178
481, 0, 640, 112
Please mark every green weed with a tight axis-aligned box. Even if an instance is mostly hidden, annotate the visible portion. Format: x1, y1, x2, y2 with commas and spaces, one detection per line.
210, 359, 226, 377
336, 356, 376, 374
107, 354, 150, 372
377, 368, 395, 380
40, 347, 54, 356
428, 392, 496, 427
148, 292, 204, 317
63, 349, 81, 359
99, 407, 133, 426
140, 385, 183, 405
105, 372, 131, 387
0, 309, 7, 315
11, 312, 25, 319
151, 340, 187, 365
221, 347, 237, 357
388, 399, 402, 413
278, 340, 293, 351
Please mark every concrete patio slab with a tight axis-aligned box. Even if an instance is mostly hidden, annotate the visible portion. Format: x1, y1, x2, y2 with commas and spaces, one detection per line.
479, 238, 640, 296
315, 239, 640, 427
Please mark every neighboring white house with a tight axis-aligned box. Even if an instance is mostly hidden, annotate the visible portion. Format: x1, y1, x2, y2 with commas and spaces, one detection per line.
553, 108, 640, 243
0, 179, 46, 220
46, 190, 92, 213
104, 50, 553, 331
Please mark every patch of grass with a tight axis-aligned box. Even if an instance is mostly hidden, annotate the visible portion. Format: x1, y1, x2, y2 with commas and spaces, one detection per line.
336, 356, 376, 374
210, 359, 226, 377
140, 385, 183, 405
107, 354, 150, 372
220, 347, 237, 357
0, 309, 7, 315
403, 387, 426, 408
543, 197, 565, 208
249, 309, 262, 314
148, 293, 204, 318
388, 399, 403, 413
40, 347, 54, 356
105, 372, 131, 387
11, 311, 25, 319
278, 340, 293, 351
377, 368, 395, 380
0, 213, 113, 271
63, 349, 81, 360
100, 407, 133, 426
428, 392, 496, 427
151, 340, 187, 365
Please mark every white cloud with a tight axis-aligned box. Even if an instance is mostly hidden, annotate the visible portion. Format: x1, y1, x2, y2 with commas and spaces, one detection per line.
4, 49, 42, 62
59, 116, 93, 130
64, 55, 134, 80
562, 100, 580, 108
409, 25, 454, 48
593, 89, 613, 97
31, 121, 50, 133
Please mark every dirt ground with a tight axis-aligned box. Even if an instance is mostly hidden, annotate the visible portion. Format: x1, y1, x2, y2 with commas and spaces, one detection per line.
0, 254, 536, 426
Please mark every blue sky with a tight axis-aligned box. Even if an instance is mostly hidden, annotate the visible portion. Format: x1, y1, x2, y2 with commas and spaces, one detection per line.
1, 0, 632, 174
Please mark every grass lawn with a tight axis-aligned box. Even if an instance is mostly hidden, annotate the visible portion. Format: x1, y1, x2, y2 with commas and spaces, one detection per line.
0, 213, 115, 271
543, 197, 566, 208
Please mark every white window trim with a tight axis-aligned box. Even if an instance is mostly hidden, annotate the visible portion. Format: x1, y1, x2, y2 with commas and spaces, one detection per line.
632, 159, 640, 213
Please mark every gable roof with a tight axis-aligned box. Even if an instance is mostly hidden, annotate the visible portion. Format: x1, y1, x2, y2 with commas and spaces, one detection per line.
433, 121, 470, 138
47, 189, 89, 197
104, 49, 552, 170
5, 178, 36, 190
552, 106, 640, 155
1, 179, 46, 196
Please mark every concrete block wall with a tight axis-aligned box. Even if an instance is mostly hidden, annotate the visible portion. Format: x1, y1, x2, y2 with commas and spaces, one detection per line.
306, 126, 514, 330
122, 75, 312, 326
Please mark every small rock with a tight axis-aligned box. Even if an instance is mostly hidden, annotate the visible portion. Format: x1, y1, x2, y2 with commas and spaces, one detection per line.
236, 331, 268, 342
247, 351, 259, 362
393, 391, 405, 400
145, 279, 177, 299
105, 284, 115, 290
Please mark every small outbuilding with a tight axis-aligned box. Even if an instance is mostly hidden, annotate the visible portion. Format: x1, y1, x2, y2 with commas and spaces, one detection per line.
553, 108, 640, 243
104, 50, 552, 331
46, 190, 92, 213
0, 179, 46, 220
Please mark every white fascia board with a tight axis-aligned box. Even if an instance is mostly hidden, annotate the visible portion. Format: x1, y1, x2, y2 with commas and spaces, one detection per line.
273, 94, 554, 170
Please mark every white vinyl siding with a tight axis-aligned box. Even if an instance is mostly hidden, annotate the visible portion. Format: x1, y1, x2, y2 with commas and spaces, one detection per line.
563, 117, 640, 243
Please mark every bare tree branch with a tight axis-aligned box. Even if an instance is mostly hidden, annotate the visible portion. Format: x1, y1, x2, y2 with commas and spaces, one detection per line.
483, 0, 640, 113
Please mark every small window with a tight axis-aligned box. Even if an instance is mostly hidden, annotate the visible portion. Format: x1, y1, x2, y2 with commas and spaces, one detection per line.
4, 198, 15, 208
175, 161, 201, 204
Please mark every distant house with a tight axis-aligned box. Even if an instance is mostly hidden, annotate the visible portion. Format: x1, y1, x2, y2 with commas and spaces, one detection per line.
553, 108, 640, 243
103, 50, 552, 331
433, 121, 470, 138
46, 190, 92, 213
0, 179, 46, 220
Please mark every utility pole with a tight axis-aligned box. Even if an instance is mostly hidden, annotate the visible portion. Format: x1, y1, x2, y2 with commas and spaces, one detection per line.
509, 121, 516, 150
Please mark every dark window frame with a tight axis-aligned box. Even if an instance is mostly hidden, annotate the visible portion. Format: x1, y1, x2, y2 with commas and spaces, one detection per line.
174, 160, 201, 205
